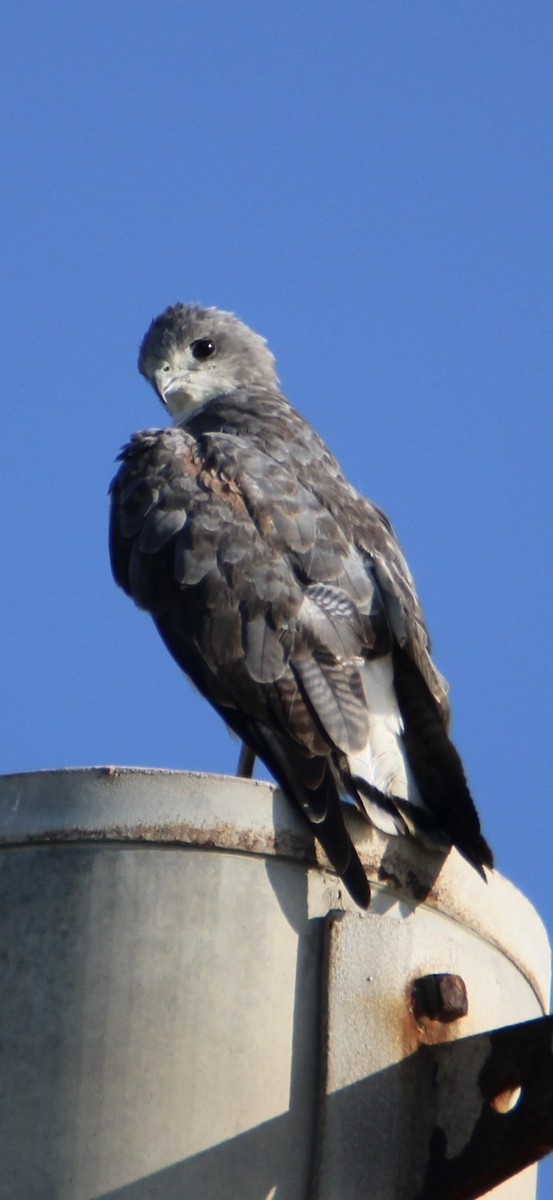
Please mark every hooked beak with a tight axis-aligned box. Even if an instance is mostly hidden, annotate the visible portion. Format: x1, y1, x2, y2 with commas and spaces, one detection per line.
153, 371, 169, 405
152, 368, 195, 424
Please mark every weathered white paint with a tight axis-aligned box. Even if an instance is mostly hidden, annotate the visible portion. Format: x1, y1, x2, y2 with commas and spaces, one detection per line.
0, 768, 549, 1199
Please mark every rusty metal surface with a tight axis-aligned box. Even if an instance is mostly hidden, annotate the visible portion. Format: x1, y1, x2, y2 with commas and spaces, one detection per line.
418, 1014, 553, 1200
313, 911, 547, 1200
0, 770, 551, 1199
0, 767, 550, 1014
411, 974, 469, 1025
0, 766, 314, 863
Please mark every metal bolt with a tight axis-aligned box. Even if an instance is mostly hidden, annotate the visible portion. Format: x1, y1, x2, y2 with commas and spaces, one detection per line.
411, 973, 468, 1023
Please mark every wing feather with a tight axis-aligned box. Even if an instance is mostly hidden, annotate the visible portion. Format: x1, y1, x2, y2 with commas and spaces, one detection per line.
110, 389, 492, 906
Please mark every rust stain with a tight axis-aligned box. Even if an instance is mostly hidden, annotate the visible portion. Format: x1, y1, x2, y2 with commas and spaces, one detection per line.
405, 975, 468, 1048
0, 820, 317, 865
377, 863, 402, 889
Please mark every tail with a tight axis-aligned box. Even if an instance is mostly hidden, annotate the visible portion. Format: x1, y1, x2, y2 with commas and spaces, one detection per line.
392, 643, 493, 874
237, 720, 371, 909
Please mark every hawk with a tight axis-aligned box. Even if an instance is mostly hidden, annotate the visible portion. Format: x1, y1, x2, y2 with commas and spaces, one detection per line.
109, 303, 493, 908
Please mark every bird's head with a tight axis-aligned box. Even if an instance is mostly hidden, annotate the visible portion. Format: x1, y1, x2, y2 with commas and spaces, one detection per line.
138, 303, 278, 424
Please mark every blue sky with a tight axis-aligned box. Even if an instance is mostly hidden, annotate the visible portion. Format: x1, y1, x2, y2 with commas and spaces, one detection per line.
2, 1, 553, 1188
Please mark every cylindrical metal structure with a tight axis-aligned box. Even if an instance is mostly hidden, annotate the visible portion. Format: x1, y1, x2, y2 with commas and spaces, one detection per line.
0, 767, 549, 1200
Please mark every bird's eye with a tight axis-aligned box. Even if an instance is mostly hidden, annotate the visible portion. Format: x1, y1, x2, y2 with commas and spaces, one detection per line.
190, 338, 216, 361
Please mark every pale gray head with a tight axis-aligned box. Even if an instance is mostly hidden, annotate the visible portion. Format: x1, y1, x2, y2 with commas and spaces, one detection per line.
138, 303, 279, 425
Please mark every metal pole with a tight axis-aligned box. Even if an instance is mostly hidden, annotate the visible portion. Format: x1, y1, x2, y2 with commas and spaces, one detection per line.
0, 768, 550, 1199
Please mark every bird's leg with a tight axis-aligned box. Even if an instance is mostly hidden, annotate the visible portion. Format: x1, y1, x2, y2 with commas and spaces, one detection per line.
237, 742, 256, 778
